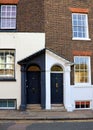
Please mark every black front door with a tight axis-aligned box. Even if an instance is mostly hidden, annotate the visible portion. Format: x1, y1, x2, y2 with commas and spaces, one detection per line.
51, 73, 63, 104
27, 71, 41, 104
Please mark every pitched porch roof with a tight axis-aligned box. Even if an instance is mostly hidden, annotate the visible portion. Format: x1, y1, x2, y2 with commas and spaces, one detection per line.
18, 48, 74, 65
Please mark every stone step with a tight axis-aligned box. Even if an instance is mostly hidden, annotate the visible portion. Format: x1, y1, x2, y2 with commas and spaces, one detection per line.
26, 104, 42, 111
51, 104, 66, 111
51, 104, 64, 107
26, 104, 66, 112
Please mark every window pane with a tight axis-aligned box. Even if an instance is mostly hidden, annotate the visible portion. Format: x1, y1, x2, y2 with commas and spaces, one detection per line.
12, 6, 16, 11
2, 100, 7, 107
74, 56, 89, 83
8, 100, 15, 107
75, 72, 79, 83
73, 27, 77, 31
0, 57, 4, 64
73, 32, 77, 37
7, 12, 11, 17
0, 100, 16, 109
11, 19, 16, 28
78, 32, 82, 37
12, 12, 16, 17
1, 5, 16, 29
78, 20, 82, 26
0, 69, 4, 75
0, 50, 15, 78
72, 13, 88, 38
1, 12, 6, 17
1, 6, 6, 11
79, 72, 85, 82
73, 21, 77, 26
82, 15, 86, 20
73, 14, 77, 19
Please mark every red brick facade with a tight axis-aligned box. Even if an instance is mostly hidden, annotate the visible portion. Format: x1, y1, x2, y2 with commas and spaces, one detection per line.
1, 0, 93, 84
43, 0, 93, 84
17, 0, 44, 32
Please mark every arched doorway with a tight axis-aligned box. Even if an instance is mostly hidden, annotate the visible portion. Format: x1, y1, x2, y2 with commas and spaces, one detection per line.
26, 65, 41, 104
51, 65, 63, 104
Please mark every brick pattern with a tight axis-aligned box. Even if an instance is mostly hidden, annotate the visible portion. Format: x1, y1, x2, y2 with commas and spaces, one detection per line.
17, 0, 44, 32
44, 0, 93, 84
2, 0, 93, 84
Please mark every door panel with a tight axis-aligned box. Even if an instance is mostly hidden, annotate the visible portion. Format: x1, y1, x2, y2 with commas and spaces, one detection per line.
51, 73, 63, 104
27, 72, 41, 104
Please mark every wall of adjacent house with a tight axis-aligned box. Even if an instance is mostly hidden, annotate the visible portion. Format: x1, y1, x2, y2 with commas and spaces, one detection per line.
44, 0, 93, 85
15, 0, 93, 85
0, 33, 45, 109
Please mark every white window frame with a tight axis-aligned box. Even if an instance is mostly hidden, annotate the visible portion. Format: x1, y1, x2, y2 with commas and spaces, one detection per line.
72, 13, 90, 40
74, 56, 91, 85
0, 5, 16, 29
0, 50, 15, 79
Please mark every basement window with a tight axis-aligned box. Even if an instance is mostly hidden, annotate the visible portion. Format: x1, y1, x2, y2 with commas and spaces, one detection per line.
0, 99, 16, 109
75, 101, 90, 109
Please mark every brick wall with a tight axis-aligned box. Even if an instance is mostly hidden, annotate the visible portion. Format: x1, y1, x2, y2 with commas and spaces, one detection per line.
17, 0, 44, 32
16, 0, 93, 84
44, 0, 93, 84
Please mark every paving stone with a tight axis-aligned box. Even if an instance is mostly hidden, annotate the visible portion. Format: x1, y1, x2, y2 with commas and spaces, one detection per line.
0, 110, 93, 120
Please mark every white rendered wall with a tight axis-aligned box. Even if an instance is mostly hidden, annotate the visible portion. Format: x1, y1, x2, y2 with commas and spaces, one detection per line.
70, 85, 93, 110
0, 33, 45, 109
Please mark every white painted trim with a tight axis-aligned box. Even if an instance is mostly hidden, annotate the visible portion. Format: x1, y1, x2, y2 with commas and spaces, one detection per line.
0, 107, 15, 110
45, 49, 72, 111
72, 38, 91, 41
51, 71, 64, 73
72, 13, 90, 40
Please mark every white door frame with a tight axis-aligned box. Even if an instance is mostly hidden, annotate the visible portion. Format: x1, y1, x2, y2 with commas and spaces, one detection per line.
45, 49, 72, 111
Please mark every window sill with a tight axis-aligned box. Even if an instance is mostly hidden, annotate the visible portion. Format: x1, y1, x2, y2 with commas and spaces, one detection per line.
75, 108, 90, 110
72, 38, 91, 41
0, 29, 17, 32
0, 107, 15, 110
73, 84, 93, 88
0, 79, 16, 82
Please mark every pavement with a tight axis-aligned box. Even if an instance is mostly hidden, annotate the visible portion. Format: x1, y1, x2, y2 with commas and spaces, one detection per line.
0, 109, 93, 121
